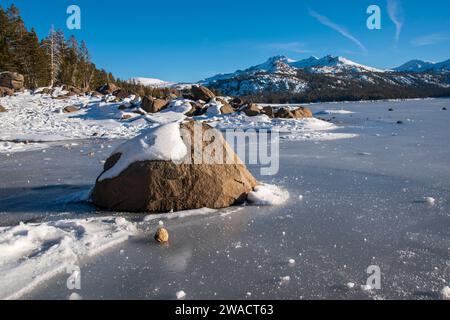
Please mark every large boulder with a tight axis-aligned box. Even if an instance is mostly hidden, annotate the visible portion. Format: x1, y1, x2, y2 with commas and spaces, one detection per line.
92, 121, 258, 213
141, 96, 169, 113
0, 105, 7, 112
0, 72, 24, 91
191, 85, 215, 102
0, 86, 14, 97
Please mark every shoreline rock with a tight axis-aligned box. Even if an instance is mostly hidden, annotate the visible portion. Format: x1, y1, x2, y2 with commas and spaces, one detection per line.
92, 121, 258, 213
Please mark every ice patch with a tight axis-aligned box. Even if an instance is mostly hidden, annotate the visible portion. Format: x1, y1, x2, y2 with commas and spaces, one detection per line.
0, 217, 138, 300
315, 109, 355, 115
248, 184, 290, 205
99, 122, 187, 181
144, 208, 218, 222
0, 141, 49, 154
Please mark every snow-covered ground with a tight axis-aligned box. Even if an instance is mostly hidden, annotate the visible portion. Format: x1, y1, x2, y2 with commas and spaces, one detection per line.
0, 96, 449, 300
0, 91, 354, 154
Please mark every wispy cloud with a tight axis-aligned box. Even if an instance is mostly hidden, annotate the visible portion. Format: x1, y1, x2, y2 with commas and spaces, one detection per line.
308, 9, 367, 53
263, 41, 315, 54
387, 0, 404, 44
411, 33, 450, 46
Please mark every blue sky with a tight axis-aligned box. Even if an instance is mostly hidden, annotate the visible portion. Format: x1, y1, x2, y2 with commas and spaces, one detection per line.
2, 0, 450, 82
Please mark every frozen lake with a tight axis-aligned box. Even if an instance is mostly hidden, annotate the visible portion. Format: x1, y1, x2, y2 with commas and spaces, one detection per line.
1, 98, 449, 300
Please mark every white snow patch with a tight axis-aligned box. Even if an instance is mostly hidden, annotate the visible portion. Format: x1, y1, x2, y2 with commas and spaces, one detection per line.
248, 184, 290, 206
315, 109, 355, 115
99, 122, 187, 181
346, 282, 356, 289
441, 286, 450, 300
0, 141, 49, 154
176, 290, 187, 300
0, 217, 138, 300
69, 292, 83, 300
425, 197, 436, 206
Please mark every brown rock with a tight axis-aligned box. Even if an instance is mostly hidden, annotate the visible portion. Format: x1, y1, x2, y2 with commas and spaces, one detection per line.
96, 83, 119, 95
0, 72, 24, 90
68, 86, 82, 95
0, 87, 14, 97
191, 85, 215, 101
0, 105, 7, 112
92, 122, 258, 213
185, 101, 206, 117
141, 96, 168, 113
243, 103, 261, 117
63, 105, 79, 113
292, 107, 313, 119
262, 106, 275, 118
113, 88, 136, 100
121, 114, 133, 120
274, 107, 295, 119
230, 97, 245, 108
155, 228, 169, 243
91, 91, 104, 98
217, 98, 235, 114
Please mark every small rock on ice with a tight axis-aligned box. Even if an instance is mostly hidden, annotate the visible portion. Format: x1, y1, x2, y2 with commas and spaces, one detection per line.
176, 290, 186, 300
425, 197, 436, 206
288, 259, 296, 265
360, 284, 373, 291
441, 286, 450, 300
69, 293, 83, 300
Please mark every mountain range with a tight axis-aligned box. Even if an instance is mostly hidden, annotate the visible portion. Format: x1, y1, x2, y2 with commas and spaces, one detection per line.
130, 55, 450, 102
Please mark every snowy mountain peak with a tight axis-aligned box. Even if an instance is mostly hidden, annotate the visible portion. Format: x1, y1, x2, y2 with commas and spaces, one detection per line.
128, 77, 173, 88
394, 59, 450, 73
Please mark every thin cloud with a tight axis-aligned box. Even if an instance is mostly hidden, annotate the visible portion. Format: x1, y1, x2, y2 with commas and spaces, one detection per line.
308, 9, 367, 53
411, 33, 450, 46
387, 0, 404, 44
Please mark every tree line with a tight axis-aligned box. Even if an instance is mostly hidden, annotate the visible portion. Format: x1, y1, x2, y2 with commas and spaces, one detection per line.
0, 4, 114, 90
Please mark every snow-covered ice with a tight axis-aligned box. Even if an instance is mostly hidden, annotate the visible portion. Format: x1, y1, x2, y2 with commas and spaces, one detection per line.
0, 216, 138, 300
1, 97, 449, 300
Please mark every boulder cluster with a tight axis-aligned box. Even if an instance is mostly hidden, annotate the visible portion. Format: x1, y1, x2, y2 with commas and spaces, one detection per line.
95, 83, 313, 121
0, 72, 24, 97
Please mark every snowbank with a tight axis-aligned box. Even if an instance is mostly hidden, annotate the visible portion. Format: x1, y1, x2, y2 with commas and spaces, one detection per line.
0, 217, 138, 300
0, 92, 357, 154
248, 184, 290, 205
98, 122, 187, 181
